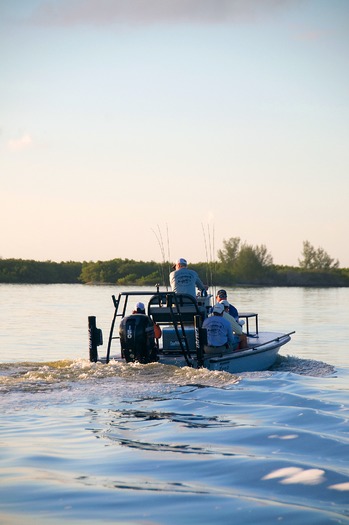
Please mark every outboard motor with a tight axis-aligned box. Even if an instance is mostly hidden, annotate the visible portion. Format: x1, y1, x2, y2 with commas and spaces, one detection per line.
119, 314, 158, 364
88, 316, 103, 362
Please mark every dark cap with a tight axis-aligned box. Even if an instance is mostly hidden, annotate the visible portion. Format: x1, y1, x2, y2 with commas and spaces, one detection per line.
216, 289, 227, 298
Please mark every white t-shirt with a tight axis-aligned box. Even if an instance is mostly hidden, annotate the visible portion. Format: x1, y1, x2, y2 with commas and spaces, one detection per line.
169, 267, 205, 298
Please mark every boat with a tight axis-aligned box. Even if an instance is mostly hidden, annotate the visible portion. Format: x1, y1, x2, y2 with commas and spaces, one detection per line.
88, 288, 295, 374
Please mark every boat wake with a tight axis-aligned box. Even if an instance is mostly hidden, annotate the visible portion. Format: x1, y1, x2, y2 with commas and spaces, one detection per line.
0, 359, 240, 395
0, 354, 335, 397
272, 354, 336, 376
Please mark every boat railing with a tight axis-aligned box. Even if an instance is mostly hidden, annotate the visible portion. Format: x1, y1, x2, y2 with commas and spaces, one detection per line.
105, 290, 209, 365
148, 293, 204, 325
148, 293, 205, 365
238, 312, 259, 335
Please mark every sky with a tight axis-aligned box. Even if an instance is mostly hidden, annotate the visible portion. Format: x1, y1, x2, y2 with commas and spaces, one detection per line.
1, 0, 348, 267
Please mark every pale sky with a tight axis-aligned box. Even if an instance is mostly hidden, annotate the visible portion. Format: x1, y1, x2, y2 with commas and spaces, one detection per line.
1, 0, 348, 267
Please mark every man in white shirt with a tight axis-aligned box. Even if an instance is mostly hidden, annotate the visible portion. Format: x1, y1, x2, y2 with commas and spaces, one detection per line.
220, 300, 247, 349
169, 258, 207, 299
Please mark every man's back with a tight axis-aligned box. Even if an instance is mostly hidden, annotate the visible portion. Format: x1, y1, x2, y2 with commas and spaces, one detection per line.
223, 311, 242, 335
170, 267, 204, 298
203, 315, 234, 347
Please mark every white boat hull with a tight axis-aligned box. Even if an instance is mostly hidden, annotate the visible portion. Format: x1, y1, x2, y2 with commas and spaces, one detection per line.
159, 332, 291, 373
203, 336, 290, 373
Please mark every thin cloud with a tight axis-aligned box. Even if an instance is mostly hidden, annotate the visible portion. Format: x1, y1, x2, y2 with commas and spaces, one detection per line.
30, 0, 306, 27
7, 134, 33, 152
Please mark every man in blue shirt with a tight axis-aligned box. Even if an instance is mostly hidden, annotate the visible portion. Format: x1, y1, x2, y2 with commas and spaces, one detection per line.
216, 289, 239, 320
202, 303, 239, 354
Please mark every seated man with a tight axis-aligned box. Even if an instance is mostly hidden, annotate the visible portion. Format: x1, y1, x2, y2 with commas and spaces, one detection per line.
132, 301, 146, 314
202, 303, 239, 355
220, 300, 247, 349
216, 289, 239, 320
119, 302, 158, 363
170, 258, 207, 299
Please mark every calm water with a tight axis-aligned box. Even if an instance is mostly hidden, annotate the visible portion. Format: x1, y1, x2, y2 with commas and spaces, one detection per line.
1, 284, 349, 525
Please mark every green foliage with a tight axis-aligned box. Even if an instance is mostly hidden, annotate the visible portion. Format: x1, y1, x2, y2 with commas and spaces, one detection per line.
217, 238, 273, 283
0, 259, 82, 284
299, 241, 339, 270
0, 239, 347, 286
80, 259, 165, 285
217, 237, 240, 266
272, 265, 348, 286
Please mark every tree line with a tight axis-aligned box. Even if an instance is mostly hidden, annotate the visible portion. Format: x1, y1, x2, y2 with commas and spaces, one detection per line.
0, 240, 348, 286
0, 259, 82, 284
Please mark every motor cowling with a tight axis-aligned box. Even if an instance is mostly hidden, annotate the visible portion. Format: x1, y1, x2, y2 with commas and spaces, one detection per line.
119, 314, 158, 364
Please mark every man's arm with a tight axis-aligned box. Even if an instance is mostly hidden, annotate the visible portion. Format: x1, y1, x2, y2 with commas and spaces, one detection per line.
194, 272, 206, 291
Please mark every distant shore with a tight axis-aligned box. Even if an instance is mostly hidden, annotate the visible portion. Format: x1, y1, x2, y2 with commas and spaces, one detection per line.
1, 258, 348, 287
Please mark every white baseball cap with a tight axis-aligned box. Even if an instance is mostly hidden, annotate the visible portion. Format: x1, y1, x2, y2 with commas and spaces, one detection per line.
176, 258, 187, 266
220, 300, 230, 308
213, 303, 224, 314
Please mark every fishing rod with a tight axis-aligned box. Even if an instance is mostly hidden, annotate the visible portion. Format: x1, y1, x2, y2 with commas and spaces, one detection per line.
165, 223, 172, 287
207, 223, 215, 294
202, 222, 210, 286
202, 222, 216, 295
151, 225, 166, 289
152, 224, 171, 290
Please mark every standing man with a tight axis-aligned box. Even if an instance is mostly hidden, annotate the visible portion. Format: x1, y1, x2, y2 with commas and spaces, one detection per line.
170, 258, 207, 299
